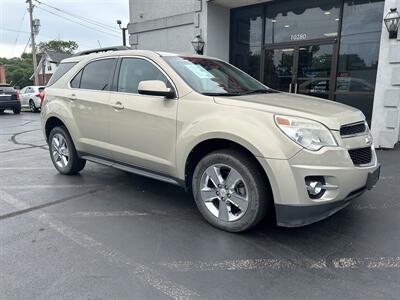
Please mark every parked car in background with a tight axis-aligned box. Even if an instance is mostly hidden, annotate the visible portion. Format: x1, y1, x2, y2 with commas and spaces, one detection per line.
0, 84, 21, 114
19, 85, 45, 112
41, 47, 380, 232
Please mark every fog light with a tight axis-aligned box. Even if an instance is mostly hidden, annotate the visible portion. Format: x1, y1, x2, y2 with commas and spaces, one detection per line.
307, 181, 323, 195
305, 176, 326, 199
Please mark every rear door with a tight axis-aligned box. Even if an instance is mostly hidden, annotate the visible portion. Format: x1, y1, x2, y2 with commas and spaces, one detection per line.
19, 87, 28, 106
68, 58, 117, 158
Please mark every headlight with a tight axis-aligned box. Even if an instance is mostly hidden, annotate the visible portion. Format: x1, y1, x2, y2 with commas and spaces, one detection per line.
274, 115, 337, 151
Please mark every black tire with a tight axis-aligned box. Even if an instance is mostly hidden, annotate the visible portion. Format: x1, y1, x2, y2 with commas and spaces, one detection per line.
0, 109, 4, 114
29, 100, 37, 112
13, 107, 21, 114
192, 149, 271, 232
48, 126, 86, 175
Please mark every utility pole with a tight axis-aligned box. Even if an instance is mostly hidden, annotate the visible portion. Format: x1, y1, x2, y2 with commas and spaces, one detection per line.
27, 0, 38, 85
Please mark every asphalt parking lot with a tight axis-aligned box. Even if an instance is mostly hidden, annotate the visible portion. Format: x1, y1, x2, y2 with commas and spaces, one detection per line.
1, 111, 400, 300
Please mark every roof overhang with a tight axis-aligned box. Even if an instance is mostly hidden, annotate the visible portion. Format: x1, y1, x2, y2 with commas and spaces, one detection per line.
208, 0, 272, 9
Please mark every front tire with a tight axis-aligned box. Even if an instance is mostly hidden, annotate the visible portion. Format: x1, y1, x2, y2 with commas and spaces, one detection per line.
192, 149, 270, 232
49, 126, 86, 175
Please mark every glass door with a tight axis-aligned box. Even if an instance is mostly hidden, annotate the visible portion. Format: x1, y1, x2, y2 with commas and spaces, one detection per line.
263, 40, 336, 100
263, 47, 295, 93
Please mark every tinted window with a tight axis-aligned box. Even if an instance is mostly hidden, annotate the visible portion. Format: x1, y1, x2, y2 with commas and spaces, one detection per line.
118, 58, 169, 94
335, 0, 384, 124
70, 70, 83, 88
265, 0, 340, 44
231, 6, 262, 80
0, 85, 15, 93
47, 62, 76, 86
38, 87, 45, 93
80, 59, 116, 91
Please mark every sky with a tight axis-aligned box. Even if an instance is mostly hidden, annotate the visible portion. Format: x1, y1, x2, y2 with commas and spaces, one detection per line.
0, 0, 129, 58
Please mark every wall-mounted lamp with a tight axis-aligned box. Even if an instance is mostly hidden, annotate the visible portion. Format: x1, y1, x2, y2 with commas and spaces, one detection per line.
191, 34, 205, 55
384, 8, 400, 39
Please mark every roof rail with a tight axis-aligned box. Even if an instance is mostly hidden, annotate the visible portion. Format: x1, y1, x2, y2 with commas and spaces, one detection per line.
73, 46, 131, 57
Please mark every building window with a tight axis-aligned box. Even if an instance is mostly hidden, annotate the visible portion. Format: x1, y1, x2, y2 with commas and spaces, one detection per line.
335, 0, 385, 124
47, 65, 52, 71
230, 5, 263, 80
264, 0, 341, 44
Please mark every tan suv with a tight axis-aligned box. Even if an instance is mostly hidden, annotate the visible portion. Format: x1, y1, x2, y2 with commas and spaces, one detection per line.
41, 47, 380, 232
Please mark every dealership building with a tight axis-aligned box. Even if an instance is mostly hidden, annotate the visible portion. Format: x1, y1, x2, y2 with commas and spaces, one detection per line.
128, 0, 400, 148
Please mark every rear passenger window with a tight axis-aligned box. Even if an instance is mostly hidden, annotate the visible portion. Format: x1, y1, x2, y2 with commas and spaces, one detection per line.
117, 58, 169, 94
80, 59, 116, 91
70, 70, 83, 88
47, 62, 76, 86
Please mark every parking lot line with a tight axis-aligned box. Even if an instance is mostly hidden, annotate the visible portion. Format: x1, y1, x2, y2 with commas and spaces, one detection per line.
0, 184, 101, 189
52, 210, 150, 217
0, 190, 203, 300
158, 257, 400, 272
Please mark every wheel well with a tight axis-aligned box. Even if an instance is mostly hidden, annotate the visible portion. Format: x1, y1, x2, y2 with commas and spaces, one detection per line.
184, 139, 271, 193
45, 117, 65, 142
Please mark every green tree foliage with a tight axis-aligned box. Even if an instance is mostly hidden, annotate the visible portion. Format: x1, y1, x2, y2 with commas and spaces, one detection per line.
0, 40, 78, 88
0, 53, 37, 88
38, 40, 78, 54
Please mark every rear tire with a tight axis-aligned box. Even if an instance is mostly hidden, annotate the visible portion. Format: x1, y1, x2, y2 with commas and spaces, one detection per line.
29, 100, 37, 112
49, 126, 86, 175
13, 107, 21, 114
192, 149, 270, 232
0, 109, 4, 114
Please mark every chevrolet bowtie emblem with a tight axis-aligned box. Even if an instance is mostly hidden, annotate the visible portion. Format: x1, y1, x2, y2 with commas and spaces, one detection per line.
365, 136, 371, 144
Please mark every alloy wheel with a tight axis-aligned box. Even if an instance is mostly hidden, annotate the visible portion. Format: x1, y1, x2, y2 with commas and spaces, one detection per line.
200, 164, 249, 222
51, 133, 70, 168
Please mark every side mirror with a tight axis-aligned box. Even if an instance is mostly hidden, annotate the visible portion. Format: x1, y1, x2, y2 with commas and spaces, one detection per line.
138, 80, 175, 99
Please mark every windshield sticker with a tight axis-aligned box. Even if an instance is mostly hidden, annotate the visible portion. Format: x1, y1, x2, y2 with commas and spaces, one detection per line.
185, 64, 215, 79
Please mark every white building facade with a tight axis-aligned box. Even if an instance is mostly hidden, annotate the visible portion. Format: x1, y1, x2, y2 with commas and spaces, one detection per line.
128, 0, 400, 148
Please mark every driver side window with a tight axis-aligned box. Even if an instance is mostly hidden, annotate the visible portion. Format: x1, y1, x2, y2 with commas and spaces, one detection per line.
117, 58, 169, 94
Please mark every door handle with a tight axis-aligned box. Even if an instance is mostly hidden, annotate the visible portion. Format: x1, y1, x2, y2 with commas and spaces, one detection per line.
68, 94, 77, 101
112, 101, 124, 110
288, 83, 292, 93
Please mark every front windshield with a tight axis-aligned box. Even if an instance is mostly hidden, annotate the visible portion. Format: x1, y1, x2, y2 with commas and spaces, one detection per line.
162, 56, 273, 96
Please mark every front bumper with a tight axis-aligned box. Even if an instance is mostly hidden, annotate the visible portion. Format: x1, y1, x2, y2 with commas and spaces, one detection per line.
257, 145, 380, 227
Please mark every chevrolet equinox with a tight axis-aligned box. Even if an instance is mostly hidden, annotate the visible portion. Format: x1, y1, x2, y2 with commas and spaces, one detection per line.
41, 47, 380, 232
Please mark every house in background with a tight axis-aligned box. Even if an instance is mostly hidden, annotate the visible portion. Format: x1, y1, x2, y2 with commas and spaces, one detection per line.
30, 51, 72, 85
0, 64, 6, 84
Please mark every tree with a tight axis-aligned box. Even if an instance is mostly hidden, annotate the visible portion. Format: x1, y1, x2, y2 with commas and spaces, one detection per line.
38, 40, 78, 54
0, 53, 36, 87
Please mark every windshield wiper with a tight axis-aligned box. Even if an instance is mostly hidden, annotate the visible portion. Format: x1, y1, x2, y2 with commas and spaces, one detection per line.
202, 92, 243, 96
238, 89, 275, 95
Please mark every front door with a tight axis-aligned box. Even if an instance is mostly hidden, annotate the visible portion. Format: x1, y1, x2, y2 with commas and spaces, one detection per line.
108, 57, 177, 176
263, 40, 336, 100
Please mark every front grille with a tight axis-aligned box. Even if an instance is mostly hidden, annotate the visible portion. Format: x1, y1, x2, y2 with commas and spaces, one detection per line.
348, 147, 372, 165
340, 122, 366, 137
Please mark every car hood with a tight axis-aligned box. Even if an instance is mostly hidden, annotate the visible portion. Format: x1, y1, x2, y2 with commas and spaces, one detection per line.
213, 92, 365, 130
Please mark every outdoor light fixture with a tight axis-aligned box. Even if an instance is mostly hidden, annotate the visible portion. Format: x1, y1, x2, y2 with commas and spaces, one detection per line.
116, 20, 128, 46
384, 8, 400, 39
191, 34, 205, 55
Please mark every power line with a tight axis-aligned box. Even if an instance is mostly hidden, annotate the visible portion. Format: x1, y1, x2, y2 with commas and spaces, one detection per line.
36, 6, 121, 39
0, 28, 31, 34
12, 10, 27, 57
34, 0, 120, 34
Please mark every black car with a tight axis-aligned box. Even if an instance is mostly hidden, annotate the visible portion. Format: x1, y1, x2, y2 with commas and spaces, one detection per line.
0, 85, 21, 114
